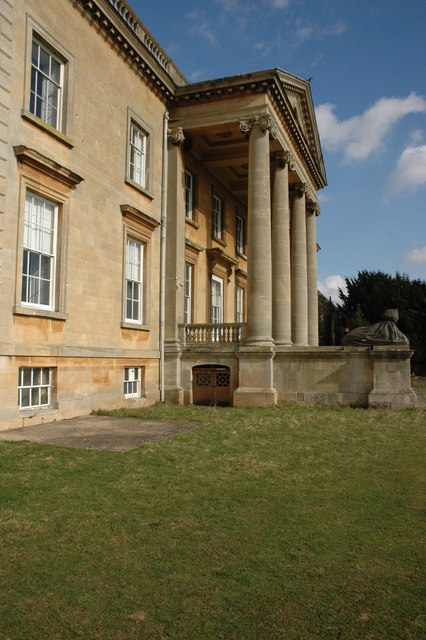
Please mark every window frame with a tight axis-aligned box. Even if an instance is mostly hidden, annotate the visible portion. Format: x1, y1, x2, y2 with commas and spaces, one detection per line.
22, 17, 74, 145
236, 214, 246, 256
211, 275, 224, 324
125, 237, 144, 325
21, 191, 58, 311
30, 37, 64, 131
123, 366, 141, 398
236, 286, 244, 324
18, 367, 53, 410
184, 262, 193, 324
211, 189, 226, 243
125, 110, 154, 199
185, 170, 193, 220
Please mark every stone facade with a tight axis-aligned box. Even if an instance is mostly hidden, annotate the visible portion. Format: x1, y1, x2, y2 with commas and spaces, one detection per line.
0, 0, 416, 429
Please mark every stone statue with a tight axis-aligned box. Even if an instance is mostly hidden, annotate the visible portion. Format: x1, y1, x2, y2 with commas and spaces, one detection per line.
341, 309, 409, 346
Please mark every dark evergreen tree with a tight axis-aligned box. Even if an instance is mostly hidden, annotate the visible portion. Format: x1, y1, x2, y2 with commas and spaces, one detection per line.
337, 270, 426, 374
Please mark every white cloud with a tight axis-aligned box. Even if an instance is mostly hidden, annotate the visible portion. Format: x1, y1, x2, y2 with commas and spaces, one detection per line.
404, 246, 426, 264
387, 143, 426, 196
318, 275, 347, 305
316, 93, 426, 162
253, 41, 272, 56
268, 0, 290, 8
194, 22, 218, 46
295, 20, 346, 43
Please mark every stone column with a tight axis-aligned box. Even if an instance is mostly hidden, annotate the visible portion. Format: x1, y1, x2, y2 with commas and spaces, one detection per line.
291, 183, 309, 346
240, 114, 277, 346
164, 127, 186, 404
271, 150, 293, 346
234, 114, 278, 408
306, 202, 320, 346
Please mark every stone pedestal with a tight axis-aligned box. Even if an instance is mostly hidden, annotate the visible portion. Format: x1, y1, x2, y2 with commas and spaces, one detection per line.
233, 346, 277, 407
368, 346, 417, 409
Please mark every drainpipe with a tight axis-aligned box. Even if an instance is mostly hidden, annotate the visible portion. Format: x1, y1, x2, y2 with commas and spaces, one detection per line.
160, 111, 169, 402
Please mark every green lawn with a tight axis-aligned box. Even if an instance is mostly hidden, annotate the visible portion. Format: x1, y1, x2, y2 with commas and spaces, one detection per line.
1, 403, 425, 640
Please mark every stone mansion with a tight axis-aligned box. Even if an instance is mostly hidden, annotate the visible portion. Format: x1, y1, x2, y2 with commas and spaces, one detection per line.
0, 0, 415, 428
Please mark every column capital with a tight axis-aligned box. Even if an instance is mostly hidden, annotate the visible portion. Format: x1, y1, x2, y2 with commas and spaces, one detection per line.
240, 113, 278, 140
271, 149, 295, 170
168, 127, 185, 146
307, 202, 321, 216
292, 182, 315, 201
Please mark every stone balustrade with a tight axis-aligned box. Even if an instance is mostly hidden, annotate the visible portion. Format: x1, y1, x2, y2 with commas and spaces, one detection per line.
180, 323, 244, 346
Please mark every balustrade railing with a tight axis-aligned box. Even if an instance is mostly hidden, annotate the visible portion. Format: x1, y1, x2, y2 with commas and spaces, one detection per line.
181, 323, 245, 346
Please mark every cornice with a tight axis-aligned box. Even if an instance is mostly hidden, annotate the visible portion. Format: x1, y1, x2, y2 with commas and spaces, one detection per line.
14, 145, 84, 187
120, 204, 160, 231
76, 0, 186, 102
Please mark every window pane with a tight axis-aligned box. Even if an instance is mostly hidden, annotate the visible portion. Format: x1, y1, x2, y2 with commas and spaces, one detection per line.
21, 388, 30, 407
40, 254, 50, 279
31, 41, 39, 66
28, 251, 40, 276
31, 387, 40, 406
40, 387, 48, 405
22, 369, 31, 386
41, 369, 50, 385
39, 47, 50, 74
28, 277, 39, 304
39, 278, 50, 306
50, 58, 60, 83
32, 368, 41, 385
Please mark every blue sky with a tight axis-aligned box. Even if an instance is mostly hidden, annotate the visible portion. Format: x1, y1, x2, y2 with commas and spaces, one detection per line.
131, 0, 426, 302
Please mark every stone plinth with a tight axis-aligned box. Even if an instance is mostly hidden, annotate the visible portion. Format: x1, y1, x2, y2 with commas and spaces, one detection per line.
233, 346, 277, 407
368, 346, 417, 409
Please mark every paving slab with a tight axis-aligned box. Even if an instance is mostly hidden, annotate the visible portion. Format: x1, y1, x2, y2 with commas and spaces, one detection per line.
0, 415, 204, 452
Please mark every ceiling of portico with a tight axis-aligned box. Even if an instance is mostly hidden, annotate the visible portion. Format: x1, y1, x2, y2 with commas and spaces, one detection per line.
178, 119, 303, 204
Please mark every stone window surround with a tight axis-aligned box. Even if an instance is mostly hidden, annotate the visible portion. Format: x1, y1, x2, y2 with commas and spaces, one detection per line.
13, 146, 83, 321
120, 204, 159, 331
21, 14, 75, 146
185, 238, 203, 324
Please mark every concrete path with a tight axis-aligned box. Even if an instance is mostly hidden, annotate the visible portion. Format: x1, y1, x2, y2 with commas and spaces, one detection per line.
0, 415, 204, 452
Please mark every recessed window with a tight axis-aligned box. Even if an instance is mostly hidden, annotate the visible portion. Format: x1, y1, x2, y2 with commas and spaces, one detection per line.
18, 367, 52, 409
30, 38, 63, 130
184, 262, 192, 324
124, 367, 141, 398
185, 171, 193, 219
236, 286, 244, 323
129, 121, 147, 189
212, 193, 225, 241
211, 275, 224, 324
125, 237, 144, 324
21, 192, 57, 309
236, 215, 245, 255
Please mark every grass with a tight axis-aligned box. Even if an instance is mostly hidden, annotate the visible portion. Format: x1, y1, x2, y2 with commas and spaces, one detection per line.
0, 403, 425, 640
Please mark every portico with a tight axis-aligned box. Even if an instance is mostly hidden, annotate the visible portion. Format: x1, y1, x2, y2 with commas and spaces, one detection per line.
164, 69, 327, 406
